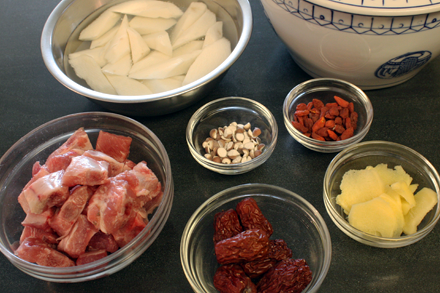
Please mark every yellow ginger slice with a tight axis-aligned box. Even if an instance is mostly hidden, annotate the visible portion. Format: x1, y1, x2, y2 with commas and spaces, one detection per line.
403, 187, 438, 235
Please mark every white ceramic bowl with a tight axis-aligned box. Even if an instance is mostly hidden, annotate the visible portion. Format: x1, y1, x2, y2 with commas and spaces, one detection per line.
260, 0, 440, 89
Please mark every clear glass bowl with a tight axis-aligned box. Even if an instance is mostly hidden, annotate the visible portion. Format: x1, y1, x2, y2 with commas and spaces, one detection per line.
323, 141, 440, 248
0, 112, 174, 282
283, 78, 373, 153
180, 183, 332, 292
186, 97, 278, 175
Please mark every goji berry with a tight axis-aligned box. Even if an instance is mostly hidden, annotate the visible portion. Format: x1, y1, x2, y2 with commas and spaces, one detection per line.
213, 209, 243, 244
294, 110, 309, 117
348, 102, 355, 113
334, 124, 345, 134
334, 95, 350, 108
315, 127, 329, 138
257, 259, 312, 293
215, 229, 270, 264
292, 121, 308, 133
345, 117, 352, 129
304, 117, 314, 132
311, 132, 325, 141
296, 103, 307, 111
350, 112, 358, 130
236, 198, 273, 237
312, 98, 324, 109
325, 102, 338, 108
328, 107, 339, 116
306, 101, 313, 110
335, 116, 343, 125
327, 129, 338, 140
312, 117, 325, 133
340, 127, 354, 140
213, 264, 257, 293
325, 119, 335, 129
339, 107, 349, 118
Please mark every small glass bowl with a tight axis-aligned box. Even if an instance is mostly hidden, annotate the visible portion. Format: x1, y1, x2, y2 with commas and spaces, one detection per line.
0, 112, 174, 282
323, 141, 440, 248
186, 97, 278, 175
283, 78, 373, 153
180, 183, 332, 292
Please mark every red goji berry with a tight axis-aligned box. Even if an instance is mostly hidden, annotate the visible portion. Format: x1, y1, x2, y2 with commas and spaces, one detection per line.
292, 121, 308, 133
294, 110, 309, 117
350, 112, 358, 130
315, 127, 329, 138
340, 127, 354, 140
311, 132, 325, 141
339, 107, 349, 118
325, 102, 338, 108
306, 101, 313, 110
325, 119, 335, 129
348, 102, 355, 113
328, 107, 339, 116
334, 124, 345, 134
334, 95, 350, 108
345, 117, 352, 129
296, 103, 307, 110
312, 117, 325, 132
335, 116, 343, 125
312, 98, 324, 109
327, 129, 339, 140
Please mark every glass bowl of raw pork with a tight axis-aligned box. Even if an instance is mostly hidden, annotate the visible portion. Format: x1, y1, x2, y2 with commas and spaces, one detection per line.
0, 112, 174, 282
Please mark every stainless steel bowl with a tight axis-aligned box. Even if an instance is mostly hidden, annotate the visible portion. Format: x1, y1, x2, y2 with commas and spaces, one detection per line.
41, 0, 252, 116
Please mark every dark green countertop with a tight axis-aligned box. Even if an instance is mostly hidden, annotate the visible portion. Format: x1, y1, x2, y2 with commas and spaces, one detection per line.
1, 0, 440, 292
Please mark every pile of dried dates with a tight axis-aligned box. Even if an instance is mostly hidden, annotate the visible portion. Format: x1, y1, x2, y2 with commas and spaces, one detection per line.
213, 197, 312, 293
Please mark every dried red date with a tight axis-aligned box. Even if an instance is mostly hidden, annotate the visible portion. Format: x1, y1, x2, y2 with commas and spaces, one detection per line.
241, 258, 277, 279
215, 229, 269, 264
267, 239, 293, 261
257, 259, 313, 293
213, 264, 257, 293
236, 198, 273, 237
213, 209, 243, 244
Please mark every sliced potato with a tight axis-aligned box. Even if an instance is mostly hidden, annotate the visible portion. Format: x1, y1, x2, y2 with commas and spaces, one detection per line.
142, 31, 172, 56
129, 51, 171, 75
127, 27, 150, 63
172, 9, 216, 49
105, 74, 153, 95
69, 55, 116, 95
69, 46, 108, 67
403, 187, 438, 235
170, 2, 207, 43
172, 40, 203, 57
141, 75, 184, 93
104, 15, 130, 64
90, 25, 119, 49
203, 21, 223, 48
79, 10, 121, 41
129, 50, 201, 79
102, 54, 132, 76
111, 0, 183, 19
183, 37, 231, 85
129, 16, 176, 35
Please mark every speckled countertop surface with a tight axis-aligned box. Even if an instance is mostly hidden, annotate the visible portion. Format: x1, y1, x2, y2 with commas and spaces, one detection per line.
1, 0, 440, 292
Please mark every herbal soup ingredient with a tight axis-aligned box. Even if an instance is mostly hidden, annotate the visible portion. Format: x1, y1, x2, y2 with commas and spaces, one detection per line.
202, 122, 265, 164
336, 163, 438, 237
292, 96, 358, 141
69, 0, 232, 95
15, 128, 163, 267
213, 197, 312, 293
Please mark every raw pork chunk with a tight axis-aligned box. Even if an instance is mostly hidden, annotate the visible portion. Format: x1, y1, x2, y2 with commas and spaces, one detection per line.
15, 237, 75, 267
58, 215, 98, 259
95, 130, 132, 163
112, 209, 147, 247
76, 249, 108, 266
83, 150, 125, 177
88, 231, 119, 253
45, 128, 93, 173
62, 155, 109, 187
22, 170, 69, 214
49, 186, 92, 236
21, 207, 55, 231
87, 179, 134, 234
18, 163, 51, 213
116, 161, 163, 215
19, 226, 58, 245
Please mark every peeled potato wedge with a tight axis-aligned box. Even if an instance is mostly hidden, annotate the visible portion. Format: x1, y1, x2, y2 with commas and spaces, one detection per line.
127, 27, 150, 63
141, 75, 184, 93
203, 21, 223, 48
79, 9, 121, 41
90, 25, 119, 49
129, 51, 171, 75
105, 74, 153, 95
142, 31, 172, 56
102, 54, 132, 76
129, 16, 176, 35
172, 9, 216, 49
170, 2, 207, 43
69, 46, 108, 67
172, 40, 203, 57
111, 0, 183, 19
69, 55, 116, 95
104, 15, 130, 64
183, 37, 231, 86
129, 50, 201, 79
